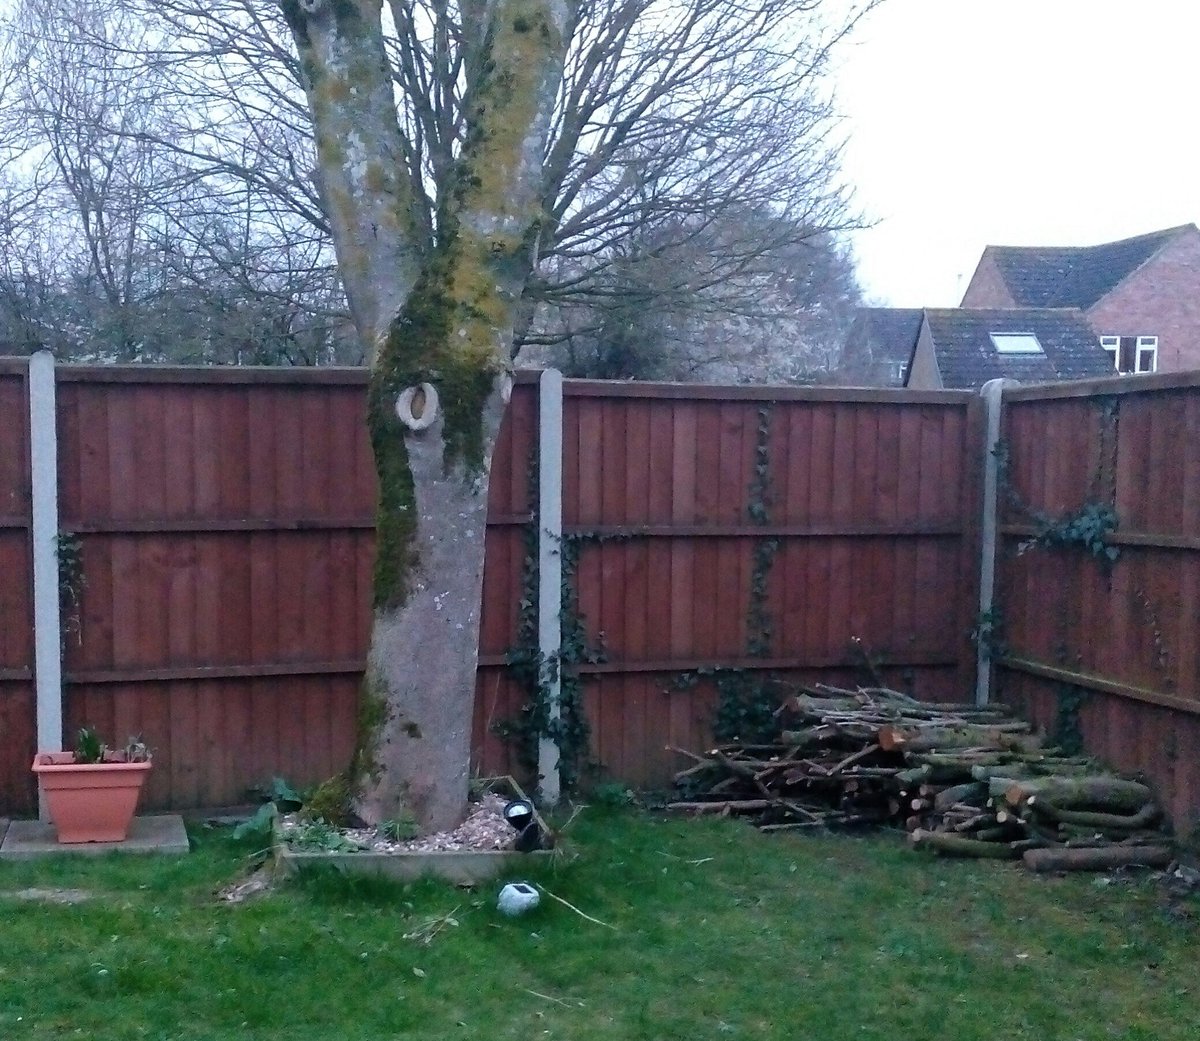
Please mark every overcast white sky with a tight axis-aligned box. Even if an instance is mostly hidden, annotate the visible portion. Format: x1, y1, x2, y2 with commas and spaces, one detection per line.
833, 0, 1200, 307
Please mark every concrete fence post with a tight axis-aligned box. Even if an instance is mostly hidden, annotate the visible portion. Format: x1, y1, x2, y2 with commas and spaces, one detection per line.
975, 378, 1016, 707
536, 369, 564, 805
28, 350, 62, 818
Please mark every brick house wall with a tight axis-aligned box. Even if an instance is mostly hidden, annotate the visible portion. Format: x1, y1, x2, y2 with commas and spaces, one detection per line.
960, 251, 1018, 307
1085, 228, 1200, 373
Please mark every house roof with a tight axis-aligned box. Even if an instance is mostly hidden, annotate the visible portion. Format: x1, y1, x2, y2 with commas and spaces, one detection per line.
977, 225, 1196, 309
840, 307, 924, 386
923, 308, 1113, 390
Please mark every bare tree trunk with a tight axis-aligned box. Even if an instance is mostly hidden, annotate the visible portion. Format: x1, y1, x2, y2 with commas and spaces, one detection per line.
356, 382, 506, 830
282, 0, 568, 831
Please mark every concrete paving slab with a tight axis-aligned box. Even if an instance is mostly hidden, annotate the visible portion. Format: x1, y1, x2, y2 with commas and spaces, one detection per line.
0, 815, 189, 859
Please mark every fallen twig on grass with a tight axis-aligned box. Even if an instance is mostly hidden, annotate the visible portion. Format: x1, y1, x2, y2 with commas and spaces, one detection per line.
525, 989, 585, 1008
540, 886, 617, 930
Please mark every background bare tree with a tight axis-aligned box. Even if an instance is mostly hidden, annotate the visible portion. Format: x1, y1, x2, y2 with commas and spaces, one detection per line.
524, 210, 863, 381
0, 0, 351, 362
0, 0, 874, 372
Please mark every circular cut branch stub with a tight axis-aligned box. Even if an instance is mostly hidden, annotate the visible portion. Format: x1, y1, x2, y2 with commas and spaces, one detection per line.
396, 383, 439, 431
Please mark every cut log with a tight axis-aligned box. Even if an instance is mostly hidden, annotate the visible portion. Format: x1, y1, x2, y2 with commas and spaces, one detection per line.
895, 766, 931, 787
879, 724, 1037, 755
951, 812, 995, 833
1028, 801, 1162, 832
934, 782, 986, 812
910, 829, 1022, 859
1009, 777, 1152, 812
669, 746, 714, 768
829, 743, 881, 774
988, 773, 1118, 804
673, 761, 718, 783
972, 826, 1017, 843
971, 759, 1095, 783
1022, 845, 1173, 873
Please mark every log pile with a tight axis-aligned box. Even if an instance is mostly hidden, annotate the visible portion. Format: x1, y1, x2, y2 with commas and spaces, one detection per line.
668, 684, 1172, 872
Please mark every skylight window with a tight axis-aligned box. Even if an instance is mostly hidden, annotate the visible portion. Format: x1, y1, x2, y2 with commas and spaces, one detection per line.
989, 333, 1044, 355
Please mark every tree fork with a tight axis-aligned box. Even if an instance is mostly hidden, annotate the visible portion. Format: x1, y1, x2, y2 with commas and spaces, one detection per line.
282, 0, 569, 831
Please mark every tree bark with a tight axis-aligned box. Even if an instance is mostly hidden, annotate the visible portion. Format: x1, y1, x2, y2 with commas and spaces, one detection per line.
355, 387, 506, 829
1026, 800, 1161, 833
909, 829, 1023, 859
1007, 777, 1152, 812
1023, 845, 1173, 873
280, 0, 423, 342
878, 724, 1038, 755
282, 0, 569, 832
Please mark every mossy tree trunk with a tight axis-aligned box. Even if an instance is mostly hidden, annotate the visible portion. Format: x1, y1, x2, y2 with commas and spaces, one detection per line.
281, 0, 569, 832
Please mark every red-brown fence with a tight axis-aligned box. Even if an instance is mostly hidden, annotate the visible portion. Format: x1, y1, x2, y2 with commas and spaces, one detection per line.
6, 359, 1199, 832
53, 367, 377, 813
556, 382, 983, 787
0, 361, 985, 812
993, 372, 1200, 834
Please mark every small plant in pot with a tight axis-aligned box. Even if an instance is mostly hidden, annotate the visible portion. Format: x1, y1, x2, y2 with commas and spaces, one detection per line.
31, 728, 153, 844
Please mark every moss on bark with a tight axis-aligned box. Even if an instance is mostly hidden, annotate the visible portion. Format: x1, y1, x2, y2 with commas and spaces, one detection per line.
366, 375, 420, 613
353, 666, 391, 776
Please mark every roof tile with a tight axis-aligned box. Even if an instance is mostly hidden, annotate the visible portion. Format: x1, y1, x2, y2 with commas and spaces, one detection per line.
980, 225, 1194, 309
924, 307, 1113, 390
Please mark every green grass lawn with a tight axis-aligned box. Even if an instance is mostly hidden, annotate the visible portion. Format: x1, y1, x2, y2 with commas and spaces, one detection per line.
0, 809, 1195, 1041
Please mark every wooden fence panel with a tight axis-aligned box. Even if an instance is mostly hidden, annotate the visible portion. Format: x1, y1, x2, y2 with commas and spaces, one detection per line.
53, 371, 376, 807
46, 368, 538, 809
0, 364, 983, 812
0, 360, 35, 813
995, 374, 1200, 834
471, 380, 537, 784
561, 383, 983, 788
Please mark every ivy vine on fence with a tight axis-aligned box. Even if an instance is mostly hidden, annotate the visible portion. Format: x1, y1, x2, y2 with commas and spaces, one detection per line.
994, 396, 1123, 564
56, 530, 85, 644
493, 453, 600, 792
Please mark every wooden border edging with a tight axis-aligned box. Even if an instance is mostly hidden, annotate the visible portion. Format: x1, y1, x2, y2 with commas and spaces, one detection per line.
996, 656, 1200, 717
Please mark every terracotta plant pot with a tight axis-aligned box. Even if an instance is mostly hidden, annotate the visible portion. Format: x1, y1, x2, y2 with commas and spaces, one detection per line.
31, 752, 153, 843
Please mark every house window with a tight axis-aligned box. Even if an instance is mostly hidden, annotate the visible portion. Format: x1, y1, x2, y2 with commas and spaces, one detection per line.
989, 333, 1044, 354
1101, 334, 1158, 374
1136, 336, 1158, 374
1100, 335, 1120, 370
889, 361, 907, 383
